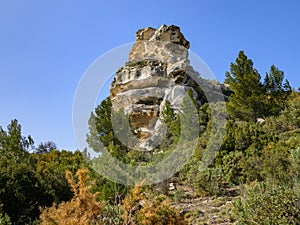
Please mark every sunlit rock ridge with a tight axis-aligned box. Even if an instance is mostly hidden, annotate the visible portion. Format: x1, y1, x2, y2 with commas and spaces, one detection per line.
110, 24, 221, 151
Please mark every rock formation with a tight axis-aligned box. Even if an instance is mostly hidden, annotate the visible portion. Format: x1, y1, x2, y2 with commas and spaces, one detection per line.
110, 24, 221, 151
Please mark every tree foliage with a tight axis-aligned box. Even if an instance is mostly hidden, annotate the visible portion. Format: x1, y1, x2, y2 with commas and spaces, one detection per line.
40, 169, 103, 225
36, 141, 57, 154
225, 51, 265, 121
0, 119, 33, 157
232, 182, 300, 225
264, 65, 292, 116
87, 97, 130, 162
0, 120, 87, 224
225, 51, 292, 121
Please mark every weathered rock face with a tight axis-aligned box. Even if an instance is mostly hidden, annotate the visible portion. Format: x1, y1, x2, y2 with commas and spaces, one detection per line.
110, 25, 207, 150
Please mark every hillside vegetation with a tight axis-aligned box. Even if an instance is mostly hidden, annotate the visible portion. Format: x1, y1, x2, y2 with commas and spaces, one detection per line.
0, 51, 299, 224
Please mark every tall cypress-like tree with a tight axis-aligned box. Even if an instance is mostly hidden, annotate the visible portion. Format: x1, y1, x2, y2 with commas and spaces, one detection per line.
225, 51, 265, 121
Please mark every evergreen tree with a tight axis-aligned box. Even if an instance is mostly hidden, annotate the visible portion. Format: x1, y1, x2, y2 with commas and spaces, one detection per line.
0, 120, 49, 224
36, 141, 57, 154
225, 51, 265, 121
0, 119, 34, 157
264, 65, 292, 116
87, 97, 115, 152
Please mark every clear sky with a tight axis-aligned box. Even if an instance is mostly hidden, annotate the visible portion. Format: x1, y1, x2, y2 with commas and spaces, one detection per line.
1, 0, 299, 150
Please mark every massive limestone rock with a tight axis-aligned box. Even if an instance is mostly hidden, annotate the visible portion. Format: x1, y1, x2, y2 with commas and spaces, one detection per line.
110, 24, 219, 151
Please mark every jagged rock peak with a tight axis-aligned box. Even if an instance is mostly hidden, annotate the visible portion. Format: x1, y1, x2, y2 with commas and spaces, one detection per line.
129, 25, 190, 63
135, 24, 190, 49
110, 25, 201, 151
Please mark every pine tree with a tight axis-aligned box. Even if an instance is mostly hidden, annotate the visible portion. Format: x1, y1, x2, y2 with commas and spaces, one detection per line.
225, 51, 265, 121
264, 65, 292, 116
87, 97, 115, 152
87, 97, 131, 161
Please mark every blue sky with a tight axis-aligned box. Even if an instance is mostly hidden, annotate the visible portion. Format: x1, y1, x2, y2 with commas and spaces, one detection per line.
1, 0, 299, 150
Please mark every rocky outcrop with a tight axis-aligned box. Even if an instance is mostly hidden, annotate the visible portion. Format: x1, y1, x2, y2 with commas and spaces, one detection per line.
110, 24, 220, 151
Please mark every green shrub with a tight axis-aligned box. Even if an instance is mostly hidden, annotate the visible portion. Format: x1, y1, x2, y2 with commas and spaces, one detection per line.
0, 212, 11, 225
221, 150, 244, 184
289, 147, 300, 194
239, 144, 264, 183
260, 143, 291, 185
192, 167, 225, 196
232, 182, 300, 225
